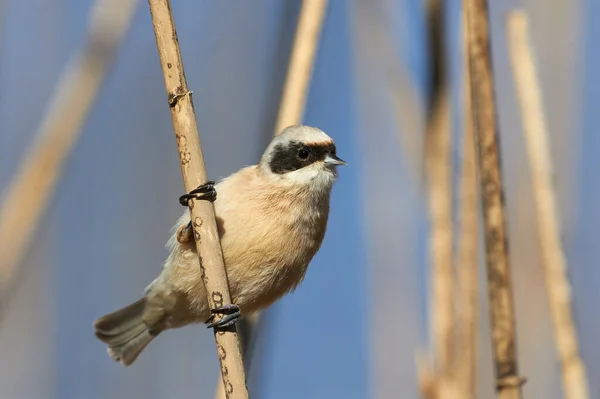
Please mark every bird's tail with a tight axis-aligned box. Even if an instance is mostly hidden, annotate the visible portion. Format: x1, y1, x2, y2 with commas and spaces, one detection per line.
94, 298, 157, 366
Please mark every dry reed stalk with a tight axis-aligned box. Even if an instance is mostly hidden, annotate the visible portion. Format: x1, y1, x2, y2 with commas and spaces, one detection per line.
463, 0, 525, 397
352, 0, 424, 181
0, 0, 138, 301
506, 10, 589, 399
416, 1, 457, 398
146, 1, 248, 397
425, 85, 454, 372
451, 16, 479, 397
215, 2, 329, 397
425, 27, 455, 388
273, 0, 328, 135
420, 93, 457, 398
422, 39, 479, 399
213, 313, 259, 399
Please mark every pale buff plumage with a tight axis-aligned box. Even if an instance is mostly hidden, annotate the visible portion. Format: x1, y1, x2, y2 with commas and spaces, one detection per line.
94, 125, 343, 365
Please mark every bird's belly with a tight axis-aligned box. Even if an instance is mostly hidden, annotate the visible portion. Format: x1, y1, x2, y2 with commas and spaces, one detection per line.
221, 229, 319, 314
170, 198, 327, 318
229, 258, 310, 314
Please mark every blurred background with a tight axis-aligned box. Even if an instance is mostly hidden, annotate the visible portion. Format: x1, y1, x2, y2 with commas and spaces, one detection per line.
0, 0, 597, 398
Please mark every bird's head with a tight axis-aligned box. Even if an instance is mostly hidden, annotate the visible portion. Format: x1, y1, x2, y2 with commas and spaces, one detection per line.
259, 125, 346, 192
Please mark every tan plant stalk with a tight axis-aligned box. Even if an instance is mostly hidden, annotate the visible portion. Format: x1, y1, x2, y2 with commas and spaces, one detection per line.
215, 2, 329, 397
422, 23, 480, 398
424, 0, 454, 377
451, 16, 479, 396
415, 1, 456, 398
506, 10, 589, 399
350, 0, 425, 183
425, 85, 453, 372
0, 0, 139, 300
463, 0, 525, 397
213, 312, 259, 399
273, 0, 329, 135
146, 1, 248, 397
419, 89, 456, 399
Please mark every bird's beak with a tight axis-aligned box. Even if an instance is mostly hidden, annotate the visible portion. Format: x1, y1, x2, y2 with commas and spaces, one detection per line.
324, 153, 347, 166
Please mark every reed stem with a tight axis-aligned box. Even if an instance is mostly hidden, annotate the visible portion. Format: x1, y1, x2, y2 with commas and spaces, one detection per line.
463, 0, 525, 397
146, 1, 248, 397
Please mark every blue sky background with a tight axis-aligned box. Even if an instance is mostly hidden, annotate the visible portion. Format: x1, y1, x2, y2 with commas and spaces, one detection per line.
0, 0, 598, 398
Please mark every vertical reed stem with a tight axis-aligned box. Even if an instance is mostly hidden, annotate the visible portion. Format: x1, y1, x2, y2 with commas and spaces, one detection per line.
0, 0, 138, 307
463, 0, 525, 397
452, 15, 479, 397
273, 0, 328, 135
426, 87, 454, 374
506, 10, 589, 399
146, 1, 248, 397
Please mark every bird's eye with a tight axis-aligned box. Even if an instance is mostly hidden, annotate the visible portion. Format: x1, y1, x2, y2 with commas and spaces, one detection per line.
298, 149, 309, 160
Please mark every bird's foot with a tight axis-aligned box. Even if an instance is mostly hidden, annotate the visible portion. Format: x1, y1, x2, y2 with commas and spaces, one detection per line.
179, 180, 217, 206
205, 304, 242, 329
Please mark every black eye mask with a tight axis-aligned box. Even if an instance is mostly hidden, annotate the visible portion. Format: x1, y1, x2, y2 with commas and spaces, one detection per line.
269, 141, 337, 174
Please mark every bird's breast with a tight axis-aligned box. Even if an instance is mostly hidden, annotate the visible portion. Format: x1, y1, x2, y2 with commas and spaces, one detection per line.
215, 188, 330, 312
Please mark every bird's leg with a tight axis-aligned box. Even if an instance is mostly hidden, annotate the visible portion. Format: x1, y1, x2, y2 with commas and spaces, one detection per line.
205, 304, 242, 329
177, 181, 217, 243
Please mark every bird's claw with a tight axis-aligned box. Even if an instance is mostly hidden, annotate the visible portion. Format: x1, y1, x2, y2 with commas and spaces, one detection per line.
179, 181, 217, 206
205, 304, 242, 329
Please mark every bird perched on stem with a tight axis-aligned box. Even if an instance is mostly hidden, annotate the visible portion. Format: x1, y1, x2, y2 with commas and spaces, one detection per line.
94, 125, 346, 366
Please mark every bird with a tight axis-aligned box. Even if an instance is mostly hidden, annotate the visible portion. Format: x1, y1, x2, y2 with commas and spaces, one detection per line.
93, 125, 346, 366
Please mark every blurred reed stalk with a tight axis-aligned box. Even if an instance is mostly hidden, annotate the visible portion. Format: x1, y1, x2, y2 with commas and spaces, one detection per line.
0, 0, 139, 311
422, 14, 480, 399
506, 10, 590, 399
214, 1, 328, 398
351, 0, 425, 183
273, 0, 328, 135
383, 4, 425, 184
419, 9, 481, 399
146, 1, 248, 398
416, 1, 461, 397
464, 0, 525, 397
450, 14, 479, 399
423, 0, 455, 382
425, 86, 453, 379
